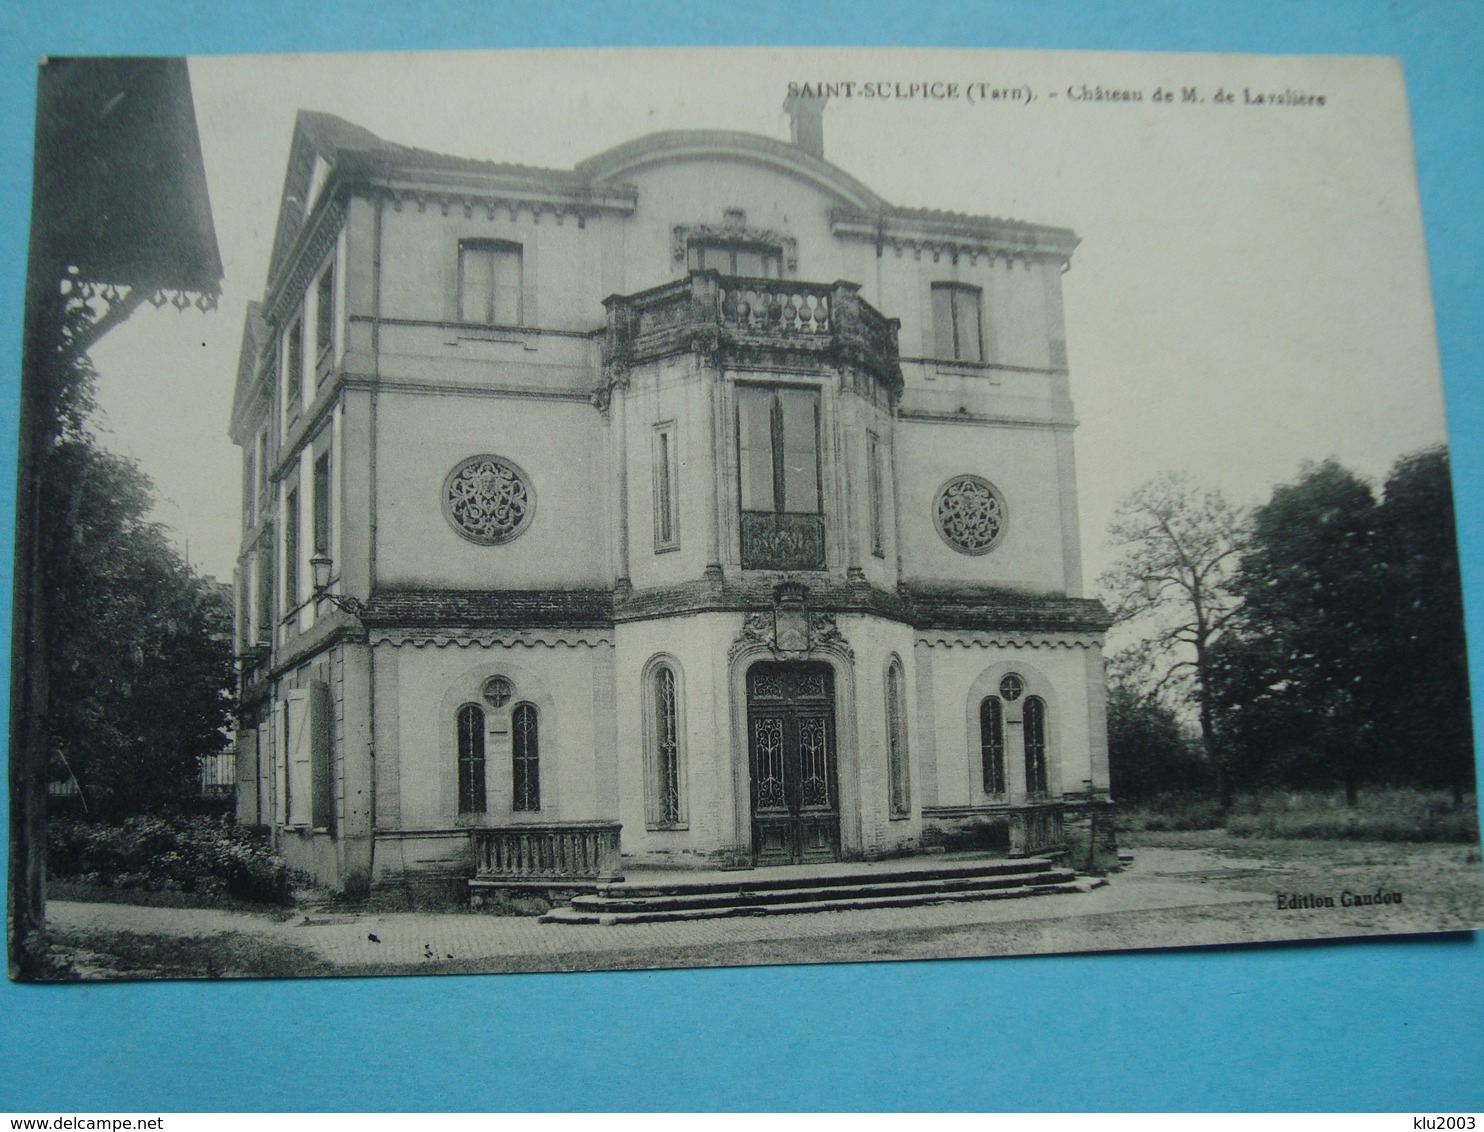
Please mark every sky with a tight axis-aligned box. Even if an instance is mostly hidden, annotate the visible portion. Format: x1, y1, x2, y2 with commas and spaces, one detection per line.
84, 47, 1447, 597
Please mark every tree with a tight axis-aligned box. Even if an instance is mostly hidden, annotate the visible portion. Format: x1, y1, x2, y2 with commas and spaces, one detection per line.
1210, 460, 1386, 804
41, 431, 235, 819
1105, 681, 1212, 802
1374, 448, 1475, 802
1099, 472, 1247, 803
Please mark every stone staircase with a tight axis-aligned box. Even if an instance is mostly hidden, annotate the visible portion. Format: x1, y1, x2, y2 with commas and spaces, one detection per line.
540, 856, 1098, 925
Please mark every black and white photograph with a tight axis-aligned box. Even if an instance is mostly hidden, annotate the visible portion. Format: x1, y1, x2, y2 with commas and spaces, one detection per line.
10, 46, 1482, 982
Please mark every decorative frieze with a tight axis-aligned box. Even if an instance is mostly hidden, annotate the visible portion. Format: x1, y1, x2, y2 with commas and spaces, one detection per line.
916, 633, 1104, 651
370, 630, 613, 650
727, 588, 856, 663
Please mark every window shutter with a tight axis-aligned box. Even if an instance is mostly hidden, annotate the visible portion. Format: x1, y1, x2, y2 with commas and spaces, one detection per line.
235, 728, 260, 826
271, 699, 288, 826
285, 689, 312, 826
308, 681, 333, 829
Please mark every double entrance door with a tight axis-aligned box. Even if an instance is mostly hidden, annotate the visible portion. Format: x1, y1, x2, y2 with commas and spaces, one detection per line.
746, 661, 840, 865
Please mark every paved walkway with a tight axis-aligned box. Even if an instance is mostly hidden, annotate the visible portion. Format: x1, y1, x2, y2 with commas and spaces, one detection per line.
47, 848, 1275, 974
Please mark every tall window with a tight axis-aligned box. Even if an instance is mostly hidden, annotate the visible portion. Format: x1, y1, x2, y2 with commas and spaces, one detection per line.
283, 488, 300, 617
312, 451, 331, 556
285, 318, 304, 411
652, 423, 679, 552
737, 385, 824, 570
457, 704, 486, 814
1024, 695, 1049, 796
688, 239, 781, 278
459, 240, 523, 326
647, 663, 684, 828
980, 696, 1006, 795
867, 431, 884, 558
315, 264, 335, 360
512, 702, 540, 812
931, 283, 984, 363
886, 661, 910, 818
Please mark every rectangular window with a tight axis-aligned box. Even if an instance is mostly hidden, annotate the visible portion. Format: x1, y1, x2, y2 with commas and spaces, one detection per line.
737, 385, 825, 570
931, 283, 985, 363
312, 451, 331, 555
283, 488, 299, 618
688, 240, 782, 279
285, 319, 303, 412
652, 423, 679, 552
459, 241, 523, 325
867, 431, 884, 558
315, 265, 334, 359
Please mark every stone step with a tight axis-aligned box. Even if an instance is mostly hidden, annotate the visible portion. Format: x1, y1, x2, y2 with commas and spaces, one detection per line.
595, 857, 1062, 900
541, 877, 1101, 925
567, 868, 1078, 915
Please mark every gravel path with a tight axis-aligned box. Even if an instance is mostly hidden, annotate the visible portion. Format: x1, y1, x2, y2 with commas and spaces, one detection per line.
45, 844, 1484, 977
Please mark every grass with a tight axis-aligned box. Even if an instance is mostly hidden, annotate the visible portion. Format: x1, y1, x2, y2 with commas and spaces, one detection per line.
39, 927, 332, 981
1118, 787, 1479, 843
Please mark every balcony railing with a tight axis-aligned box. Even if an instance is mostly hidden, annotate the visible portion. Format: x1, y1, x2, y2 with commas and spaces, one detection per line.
740, 511, 826, 571
604, 271, 902, 395
470, 821, 624, 884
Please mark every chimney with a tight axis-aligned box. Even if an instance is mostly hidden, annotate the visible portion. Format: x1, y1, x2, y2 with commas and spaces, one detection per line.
783, 91, 828, 160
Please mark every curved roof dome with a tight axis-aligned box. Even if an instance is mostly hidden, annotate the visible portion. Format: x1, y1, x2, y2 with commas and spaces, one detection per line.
575, 129, 887, 213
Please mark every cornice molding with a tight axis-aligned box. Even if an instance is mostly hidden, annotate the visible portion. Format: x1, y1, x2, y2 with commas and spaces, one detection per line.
916, 632, 1104, 651
370, 630, 613, 650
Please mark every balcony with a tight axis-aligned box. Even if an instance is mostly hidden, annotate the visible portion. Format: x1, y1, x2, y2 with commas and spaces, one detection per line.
602, 271, 903, 396
740, 511, 825, 571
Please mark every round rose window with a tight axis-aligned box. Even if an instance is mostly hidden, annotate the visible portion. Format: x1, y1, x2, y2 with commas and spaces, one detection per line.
443, 455, 534, 545
934, 474, 1007, 555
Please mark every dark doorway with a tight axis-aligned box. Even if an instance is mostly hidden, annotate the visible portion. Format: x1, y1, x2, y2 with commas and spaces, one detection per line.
745, 661, 840, 865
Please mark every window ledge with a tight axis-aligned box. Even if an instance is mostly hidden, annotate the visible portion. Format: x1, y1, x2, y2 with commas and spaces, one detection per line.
645, 822, 690, 833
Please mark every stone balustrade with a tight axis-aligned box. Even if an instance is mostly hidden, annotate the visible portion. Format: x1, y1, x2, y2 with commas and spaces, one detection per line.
471, 820, 624, 884
603, 270, 902, 395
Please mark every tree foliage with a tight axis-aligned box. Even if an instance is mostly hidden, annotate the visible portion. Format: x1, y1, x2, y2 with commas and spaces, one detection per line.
1099, 472, 1247, 799
1105, 681, 1212, 802
1208, 461, 1386, 801
1105, 452, 1475, 807
41, 365, 235, 819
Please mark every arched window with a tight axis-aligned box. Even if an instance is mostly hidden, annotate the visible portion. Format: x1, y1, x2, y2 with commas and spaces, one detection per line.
457, 704, 486, 814
512, 702, 540, 812
886, 661, 910, 818
1023, 695, 1049, 797
980, 696, 1006, 795
645, 662, 685, 828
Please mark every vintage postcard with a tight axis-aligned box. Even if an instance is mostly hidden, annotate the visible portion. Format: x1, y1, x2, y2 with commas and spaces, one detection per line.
10, 47, 1481, 981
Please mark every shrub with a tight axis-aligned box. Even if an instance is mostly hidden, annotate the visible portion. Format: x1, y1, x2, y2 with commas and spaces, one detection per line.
1225, 788, 1479, 843
1116, 792, 1226, 833
48, 815, 295, 904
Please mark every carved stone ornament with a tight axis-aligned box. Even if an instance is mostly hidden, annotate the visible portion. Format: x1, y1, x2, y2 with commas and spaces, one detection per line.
726, 609, 855, 663
934, 474, 1008, 555
443, 455, 534, 545
810, 613, 855, 662
672, 224, 800, 275
729, 612, 776, 662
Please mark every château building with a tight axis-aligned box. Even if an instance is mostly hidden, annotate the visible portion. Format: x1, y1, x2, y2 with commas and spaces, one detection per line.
229, 103, 1113, 897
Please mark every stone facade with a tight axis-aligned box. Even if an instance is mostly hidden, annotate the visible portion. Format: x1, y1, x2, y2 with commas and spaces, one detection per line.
229, 109, 1113, 896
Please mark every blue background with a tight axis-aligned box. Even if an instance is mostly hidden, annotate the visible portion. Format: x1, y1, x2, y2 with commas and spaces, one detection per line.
2, 0, 1482, 1112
